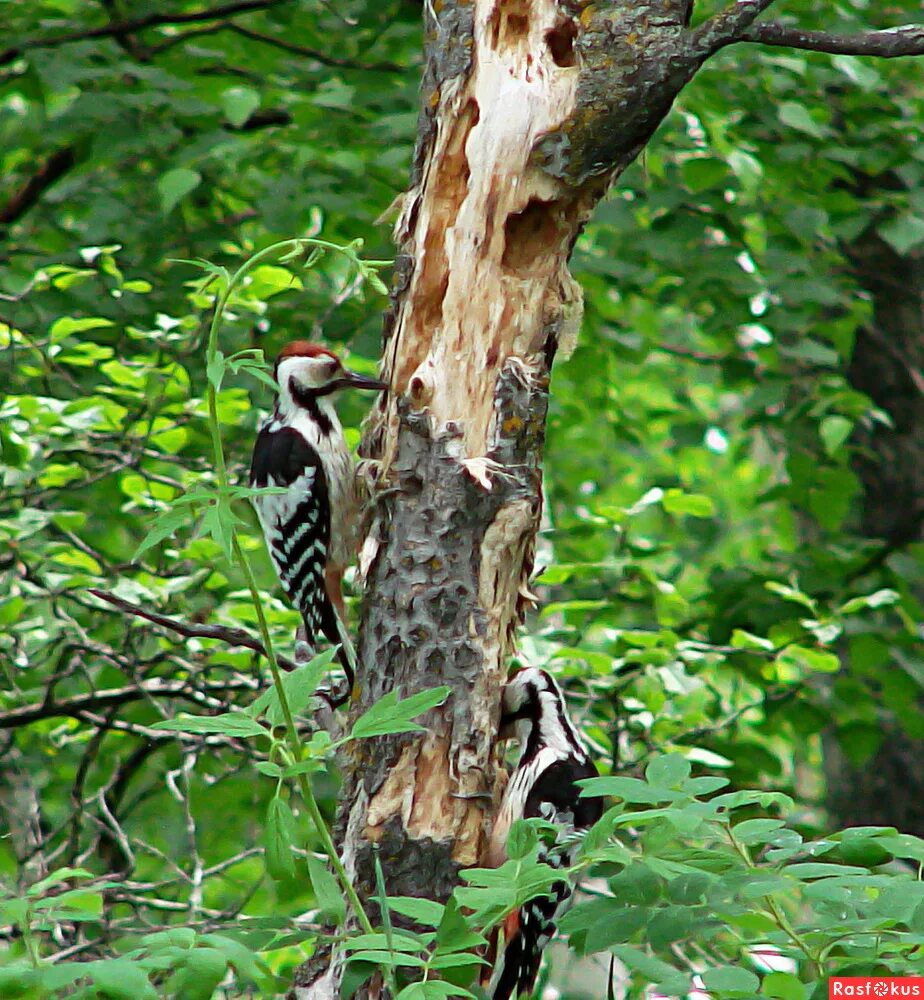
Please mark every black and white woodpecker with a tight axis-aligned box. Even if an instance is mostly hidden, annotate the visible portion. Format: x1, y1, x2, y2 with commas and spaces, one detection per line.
484, 668, 602, 1000
249, 341, 386, 701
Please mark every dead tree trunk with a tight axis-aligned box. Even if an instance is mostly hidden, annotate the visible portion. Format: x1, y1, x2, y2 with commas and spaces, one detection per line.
287, 1, 917, 995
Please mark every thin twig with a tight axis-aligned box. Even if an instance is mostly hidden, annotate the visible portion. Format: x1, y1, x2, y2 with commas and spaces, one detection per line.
223, 22, 403, 72
691, 0, 779, 56
0, 676, 258, 729
88, 588, 297, 670
0, 0, 291, 66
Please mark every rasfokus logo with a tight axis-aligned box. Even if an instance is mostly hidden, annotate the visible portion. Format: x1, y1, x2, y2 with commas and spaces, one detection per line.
829, 979, 924, 998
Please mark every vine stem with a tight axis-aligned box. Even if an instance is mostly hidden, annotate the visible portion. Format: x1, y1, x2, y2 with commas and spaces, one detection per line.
203, 238, 376, 935
724, 825, 822, 978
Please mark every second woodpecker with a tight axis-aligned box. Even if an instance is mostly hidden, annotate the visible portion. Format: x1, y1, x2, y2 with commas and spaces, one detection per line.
484, 668, 602, 1000
249, 341, 386, 700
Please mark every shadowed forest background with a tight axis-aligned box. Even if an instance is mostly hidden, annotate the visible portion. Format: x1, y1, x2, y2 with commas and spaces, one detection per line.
3, 0, 924, 997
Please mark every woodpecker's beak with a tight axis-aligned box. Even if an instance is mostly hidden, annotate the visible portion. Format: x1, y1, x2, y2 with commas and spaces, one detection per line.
338, 369, 388, 392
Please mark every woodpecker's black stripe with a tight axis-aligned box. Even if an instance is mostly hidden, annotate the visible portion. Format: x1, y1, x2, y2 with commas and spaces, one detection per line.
277, 498, 328, 568
289, 378, 333, 435
250, 422, 324, 488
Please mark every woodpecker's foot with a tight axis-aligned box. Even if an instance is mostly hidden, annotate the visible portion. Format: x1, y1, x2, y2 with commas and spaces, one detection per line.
451, 790, 494, 803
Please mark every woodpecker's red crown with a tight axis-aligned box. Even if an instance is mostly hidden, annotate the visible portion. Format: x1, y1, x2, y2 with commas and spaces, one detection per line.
272, 341, 386, 395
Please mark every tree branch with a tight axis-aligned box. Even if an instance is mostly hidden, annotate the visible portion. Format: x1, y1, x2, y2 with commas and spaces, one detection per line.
222, 23, 404, 72
0, 0, 289, 66
738, 22, 924, 58
0, 677, 258, 729
0, 147, 76, 227
88, 588, 297, 670
690, 0, 779, 57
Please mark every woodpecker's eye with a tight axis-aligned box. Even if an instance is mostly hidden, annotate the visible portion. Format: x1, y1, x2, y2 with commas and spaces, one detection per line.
325, 359, 339, 376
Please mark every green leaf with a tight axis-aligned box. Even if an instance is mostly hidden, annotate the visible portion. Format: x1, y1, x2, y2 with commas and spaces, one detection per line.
265, 796, 297, 881
396, 982, 475, 999
171, 948, 228, 1000
222, 86, 260, 128
158, 168, 202, 213
579, 776, 672, 803
762, 972, 806, 1000
701, 966, 760, 993
839, 589, 900, 615
435, 895, 484, 953
785, 862, 870, 878
200, 496, 243, 560
26, 867, 94, 896
307, 854, 346, 924
732, 818, 787, 845
207, 350, 226, 391
86, 959, 158, 999
645, 754, 691, 788
764, 581, 816, 612
249, 647, 339, 726
879, 215, 924, 255
152, 713, 267, 738
778, 101, 825, 138
342, 932, 427, 954
132, 507, 189, 559
506, 820, 538, 861
386, 896, 445, 928
608, 945, 689, 994
49, 316, 115, 341
820, 415, 852, 456
350, 686, 451, 740
776, 645, 840, 675
661, 489, 715, 518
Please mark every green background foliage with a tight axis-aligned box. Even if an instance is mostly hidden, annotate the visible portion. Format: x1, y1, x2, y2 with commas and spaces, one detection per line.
2, 0, 924, 996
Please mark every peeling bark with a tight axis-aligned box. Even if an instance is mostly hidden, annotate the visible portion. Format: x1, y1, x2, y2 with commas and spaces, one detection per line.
293, 3, 711, 996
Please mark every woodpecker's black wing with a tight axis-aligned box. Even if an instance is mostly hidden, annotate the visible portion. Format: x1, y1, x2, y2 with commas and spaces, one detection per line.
249, 423, 335, 646
489, 755, 602, 1000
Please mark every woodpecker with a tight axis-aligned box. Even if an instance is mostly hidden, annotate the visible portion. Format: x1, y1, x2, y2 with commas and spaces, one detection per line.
249, 341, 386, 702
484, 668, 602, 1000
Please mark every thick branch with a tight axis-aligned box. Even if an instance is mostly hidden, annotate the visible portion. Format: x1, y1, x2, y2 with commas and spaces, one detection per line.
0, 0, 288, 66
691, 0, 779, 56
0, 677, 257, 729
88, 588, 297, 670
0, 147, 76, 226
738, 22, 924, 58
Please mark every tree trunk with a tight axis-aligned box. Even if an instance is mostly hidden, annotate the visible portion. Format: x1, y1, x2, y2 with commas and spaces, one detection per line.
824, 220, 924, 835
292, 2, 714, 995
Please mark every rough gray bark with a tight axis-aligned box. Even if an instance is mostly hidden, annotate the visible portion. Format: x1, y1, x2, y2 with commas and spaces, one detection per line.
824, 220, 924, 836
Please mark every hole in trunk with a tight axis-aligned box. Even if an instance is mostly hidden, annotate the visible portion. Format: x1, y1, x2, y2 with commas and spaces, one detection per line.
488, 0, 531, 48
546, 20, 577, 67
501, 199, 563, 276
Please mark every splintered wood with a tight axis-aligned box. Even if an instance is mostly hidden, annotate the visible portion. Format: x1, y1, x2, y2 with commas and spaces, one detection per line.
384, 0, 590, 457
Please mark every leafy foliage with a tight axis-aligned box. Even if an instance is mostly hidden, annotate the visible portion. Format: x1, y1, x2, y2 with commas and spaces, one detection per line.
3, 0, 924, 997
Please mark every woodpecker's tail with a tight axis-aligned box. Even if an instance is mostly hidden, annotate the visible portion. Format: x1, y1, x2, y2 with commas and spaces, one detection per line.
299, 601, 356, 708
485, 879, 571, 999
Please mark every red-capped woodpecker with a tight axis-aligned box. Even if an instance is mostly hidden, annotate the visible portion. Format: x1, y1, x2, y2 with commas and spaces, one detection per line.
484, 668, 602, 1000
249, 341, 386, 702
